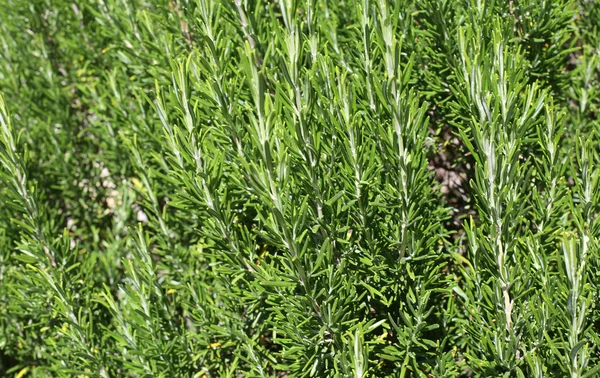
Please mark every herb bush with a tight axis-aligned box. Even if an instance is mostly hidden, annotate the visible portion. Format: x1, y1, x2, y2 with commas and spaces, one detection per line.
0, 0, 599, 377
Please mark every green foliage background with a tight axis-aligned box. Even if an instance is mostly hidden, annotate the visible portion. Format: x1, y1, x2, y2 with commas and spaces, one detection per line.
0, 0, 599, 376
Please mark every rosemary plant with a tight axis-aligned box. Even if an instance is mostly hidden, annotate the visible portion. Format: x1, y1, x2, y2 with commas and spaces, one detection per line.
1, 0, 599, 377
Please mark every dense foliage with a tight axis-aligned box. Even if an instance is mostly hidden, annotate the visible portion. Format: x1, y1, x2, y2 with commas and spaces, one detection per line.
1, 0, 599, 376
